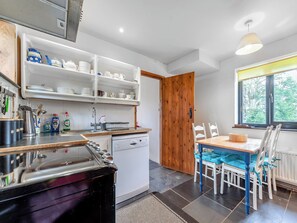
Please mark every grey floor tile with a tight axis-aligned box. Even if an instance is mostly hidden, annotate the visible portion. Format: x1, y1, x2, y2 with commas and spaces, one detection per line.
149, 178, 171, 193
261, 184, 291, 200
205, 186, 245, 210
149, 166, 175, 179
149, 160, 161, 170
238, 190, 288, 223
183, 195, 231, 223
162, 189, 190, 209
282, 192, 297, 223
172, 179, 211, 202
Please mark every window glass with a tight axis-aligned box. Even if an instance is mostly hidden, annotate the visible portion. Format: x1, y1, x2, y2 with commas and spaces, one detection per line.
242, 76, 266, 124
274, 70, 297, 122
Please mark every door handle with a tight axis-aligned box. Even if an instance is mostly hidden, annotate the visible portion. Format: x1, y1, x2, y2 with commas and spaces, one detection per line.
189, 108, 193, 119
130, 142, 137, 146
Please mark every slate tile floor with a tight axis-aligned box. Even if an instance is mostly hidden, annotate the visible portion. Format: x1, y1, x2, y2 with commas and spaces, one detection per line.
149, 160, 297, 223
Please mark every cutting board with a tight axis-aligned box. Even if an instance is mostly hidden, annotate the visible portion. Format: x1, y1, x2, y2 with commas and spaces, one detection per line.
0, 20, 16, 83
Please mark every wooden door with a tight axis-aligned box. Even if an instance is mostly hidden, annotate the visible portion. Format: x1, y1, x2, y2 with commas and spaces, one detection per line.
162, 72, 194, 174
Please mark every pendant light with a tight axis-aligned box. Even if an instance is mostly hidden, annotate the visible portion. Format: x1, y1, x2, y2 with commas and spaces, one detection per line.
235, 20, 263, 55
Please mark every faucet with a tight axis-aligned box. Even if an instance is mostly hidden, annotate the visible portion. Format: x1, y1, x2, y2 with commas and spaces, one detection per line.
90, 107, 99, 132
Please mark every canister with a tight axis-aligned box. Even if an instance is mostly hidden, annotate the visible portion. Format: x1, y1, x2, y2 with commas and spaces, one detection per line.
16, 119, 21, 141
0, 119, 14, 145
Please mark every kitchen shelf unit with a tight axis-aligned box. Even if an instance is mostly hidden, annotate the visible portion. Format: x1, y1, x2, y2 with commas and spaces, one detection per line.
21, 34, 141, 105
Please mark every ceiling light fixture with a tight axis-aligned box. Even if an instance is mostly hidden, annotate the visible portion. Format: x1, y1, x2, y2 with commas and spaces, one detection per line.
119, 27, 124, 33
235, 20, 263, 55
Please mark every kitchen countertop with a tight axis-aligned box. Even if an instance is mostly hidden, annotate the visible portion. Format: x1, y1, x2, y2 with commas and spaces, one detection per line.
0, 128, 151, 154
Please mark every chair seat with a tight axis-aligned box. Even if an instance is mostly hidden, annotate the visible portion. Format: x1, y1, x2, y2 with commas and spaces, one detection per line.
224, 159, 256, 171
195, 151, 223, 165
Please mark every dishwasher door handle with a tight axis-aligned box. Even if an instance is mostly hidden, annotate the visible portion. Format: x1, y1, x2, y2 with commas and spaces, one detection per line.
130, 142, 137, 146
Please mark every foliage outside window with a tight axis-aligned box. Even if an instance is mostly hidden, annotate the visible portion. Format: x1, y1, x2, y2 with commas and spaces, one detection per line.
238, 61, 297, 129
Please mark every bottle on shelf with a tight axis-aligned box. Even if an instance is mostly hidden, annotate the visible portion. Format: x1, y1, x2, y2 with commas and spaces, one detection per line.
51, 114, 60, 133
63, 112, 71, 131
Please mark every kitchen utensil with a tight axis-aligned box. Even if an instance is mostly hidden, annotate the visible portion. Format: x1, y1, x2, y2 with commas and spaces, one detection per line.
57, 87, 75, 94
78, 61, 91, 73
113, 73, 120, 79
51, 58, 62, 68
18, 105, 36, 137
27, 48, 42, 63
81, 88, 91, 96
45, 55, 52, 65
27, 85, 54, 92
104, 71, 112, 77
119, 73, 126, 80
62, 60, 77, 71
109, 92, 116, 98
118, 92, 126, 98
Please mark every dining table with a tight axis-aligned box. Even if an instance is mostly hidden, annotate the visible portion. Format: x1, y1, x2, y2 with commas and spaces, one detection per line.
197, 136, 262, 215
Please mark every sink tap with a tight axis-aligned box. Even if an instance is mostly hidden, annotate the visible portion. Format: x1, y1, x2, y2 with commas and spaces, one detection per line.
90, 107, 99, 131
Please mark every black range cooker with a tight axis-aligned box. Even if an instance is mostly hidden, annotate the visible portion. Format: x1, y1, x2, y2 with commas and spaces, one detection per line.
0, 142, 117, 223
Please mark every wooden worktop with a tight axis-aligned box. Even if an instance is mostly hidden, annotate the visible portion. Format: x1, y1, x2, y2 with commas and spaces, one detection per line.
0, 128, 151, 155
197, 136, 261, 154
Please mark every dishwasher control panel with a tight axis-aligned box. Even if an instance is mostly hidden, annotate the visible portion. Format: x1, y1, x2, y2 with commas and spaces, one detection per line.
112, 134, 149, 151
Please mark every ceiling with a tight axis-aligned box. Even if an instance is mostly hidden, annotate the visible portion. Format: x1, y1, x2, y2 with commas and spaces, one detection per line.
80, 0, 297, 72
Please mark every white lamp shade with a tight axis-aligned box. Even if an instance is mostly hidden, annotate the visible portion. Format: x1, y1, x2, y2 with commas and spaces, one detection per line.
235, 32, 263, 55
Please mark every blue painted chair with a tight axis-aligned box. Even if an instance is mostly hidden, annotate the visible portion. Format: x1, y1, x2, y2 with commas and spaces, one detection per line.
220, 126, 274, 210
193, 123, 223, 194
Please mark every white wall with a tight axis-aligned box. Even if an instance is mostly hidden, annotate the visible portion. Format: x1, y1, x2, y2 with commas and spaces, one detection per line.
15, 26, 168, 130
137, 76, 160, 163
195, 33, 297, 152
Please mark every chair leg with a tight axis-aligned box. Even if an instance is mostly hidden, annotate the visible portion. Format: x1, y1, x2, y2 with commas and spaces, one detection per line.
259, 170, 263, 200
268, 169, 273, 200
227, 171, 231, 187
231, 172, 234, 184
213, 164, 217, 195
237, 174, 240, 186
205, 165, 208, 177
194, 160, 198, 182
272, 168, 277, 191
220, 165, 225, 194
253, 174, 258, 210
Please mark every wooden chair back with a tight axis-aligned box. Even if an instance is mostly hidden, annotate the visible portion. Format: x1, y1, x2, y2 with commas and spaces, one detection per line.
255, 126, 274, 172
192, 123, 207, 152
208, 122, 219, 138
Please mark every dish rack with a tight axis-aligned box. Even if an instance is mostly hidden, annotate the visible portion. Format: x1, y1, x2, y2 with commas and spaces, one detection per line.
104, 122, 129, 131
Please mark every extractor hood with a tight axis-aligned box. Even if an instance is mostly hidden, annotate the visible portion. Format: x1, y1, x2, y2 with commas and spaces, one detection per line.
0, 0, 83, 42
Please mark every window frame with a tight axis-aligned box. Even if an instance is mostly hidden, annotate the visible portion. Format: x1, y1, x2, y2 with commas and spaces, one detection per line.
238, 71, 297, 129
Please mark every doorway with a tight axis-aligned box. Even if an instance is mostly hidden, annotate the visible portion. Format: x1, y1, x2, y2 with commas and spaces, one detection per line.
137, 71, 163, 164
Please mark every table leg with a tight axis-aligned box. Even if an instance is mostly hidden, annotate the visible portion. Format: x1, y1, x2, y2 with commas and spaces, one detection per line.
244, 153, 250, 215
199, 144, 203, 192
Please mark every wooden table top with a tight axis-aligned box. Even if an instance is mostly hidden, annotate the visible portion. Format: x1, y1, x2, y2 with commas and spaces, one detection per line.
197, 136, 262, 154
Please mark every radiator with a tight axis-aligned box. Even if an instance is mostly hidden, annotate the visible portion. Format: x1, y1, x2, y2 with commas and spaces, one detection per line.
275, 151, 297, 186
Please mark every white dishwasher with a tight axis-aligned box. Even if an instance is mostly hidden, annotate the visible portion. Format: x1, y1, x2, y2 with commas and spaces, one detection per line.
112, 133, 149, 204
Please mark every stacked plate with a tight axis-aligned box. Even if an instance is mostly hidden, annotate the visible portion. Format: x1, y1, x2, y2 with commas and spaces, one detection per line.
78, 61, 91, 74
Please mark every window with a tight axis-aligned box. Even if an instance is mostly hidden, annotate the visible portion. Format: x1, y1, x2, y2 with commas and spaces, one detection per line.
238, 56, 297, 129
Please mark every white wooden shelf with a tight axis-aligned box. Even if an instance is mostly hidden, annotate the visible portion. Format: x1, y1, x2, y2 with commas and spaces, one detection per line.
21, 34, 141, 106
25, 90, 95, 103
97, 75, 139, 89
96, 96, 140, 106
25, 61, 95, 82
